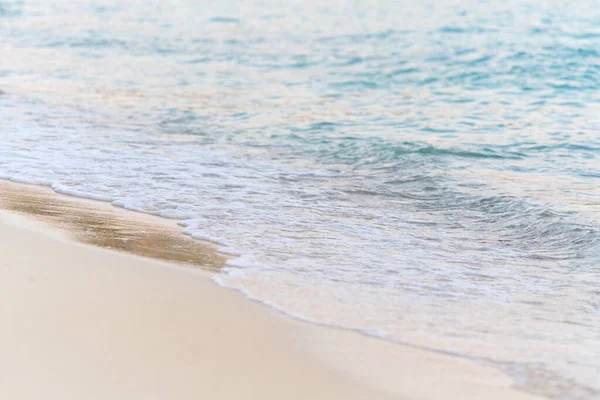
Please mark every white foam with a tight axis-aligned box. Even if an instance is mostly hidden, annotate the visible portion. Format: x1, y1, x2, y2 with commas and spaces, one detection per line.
52, 184, 115, 202
10, 176, 53, 186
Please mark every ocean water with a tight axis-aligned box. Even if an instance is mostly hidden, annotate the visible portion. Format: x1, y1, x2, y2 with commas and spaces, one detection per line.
1, 0, 599, 398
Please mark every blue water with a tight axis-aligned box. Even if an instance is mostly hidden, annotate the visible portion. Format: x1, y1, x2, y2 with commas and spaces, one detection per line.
1, 1, 600, 398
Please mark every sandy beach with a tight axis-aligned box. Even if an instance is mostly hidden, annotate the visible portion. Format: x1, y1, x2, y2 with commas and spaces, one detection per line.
0, 181, 545, 400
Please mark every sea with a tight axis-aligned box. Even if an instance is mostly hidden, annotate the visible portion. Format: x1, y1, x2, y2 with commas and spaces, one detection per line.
1, 1, 599, 398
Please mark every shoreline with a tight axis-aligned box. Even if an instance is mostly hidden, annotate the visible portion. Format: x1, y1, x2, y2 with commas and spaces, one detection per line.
0, 179, 544, 400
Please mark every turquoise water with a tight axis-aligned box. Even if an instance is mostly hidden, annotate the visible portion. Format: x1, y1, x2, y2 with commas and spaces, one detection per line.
1, 1, 600, 398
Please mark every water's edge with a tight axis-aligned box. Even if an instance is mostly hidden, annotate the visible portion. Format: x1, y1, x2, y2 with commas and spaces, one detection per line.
0, 177, 551, 400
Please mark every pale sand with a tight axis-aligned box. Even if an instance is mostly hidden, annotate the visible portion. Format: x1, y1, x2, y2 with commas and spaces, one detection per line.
0, 181, 545, 400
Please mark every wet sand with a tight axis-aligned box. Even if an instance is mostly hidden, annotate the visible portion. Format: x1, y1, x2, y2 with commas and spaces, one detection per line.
0, 180, 226, 269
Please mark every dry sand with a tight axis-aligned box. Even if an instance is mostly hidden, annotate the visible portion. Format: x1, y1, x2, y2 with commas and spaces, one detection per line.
0, 181, 545, 400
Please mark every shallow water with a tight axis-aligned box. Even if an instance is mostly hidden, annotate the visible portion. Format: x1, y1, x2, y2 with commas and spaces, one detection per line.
1, 1, 599, 398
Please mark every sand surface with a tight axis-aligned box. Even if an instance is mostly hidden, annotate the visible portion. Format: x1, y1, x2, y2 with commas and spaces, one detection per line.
0, 181, 545, 400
